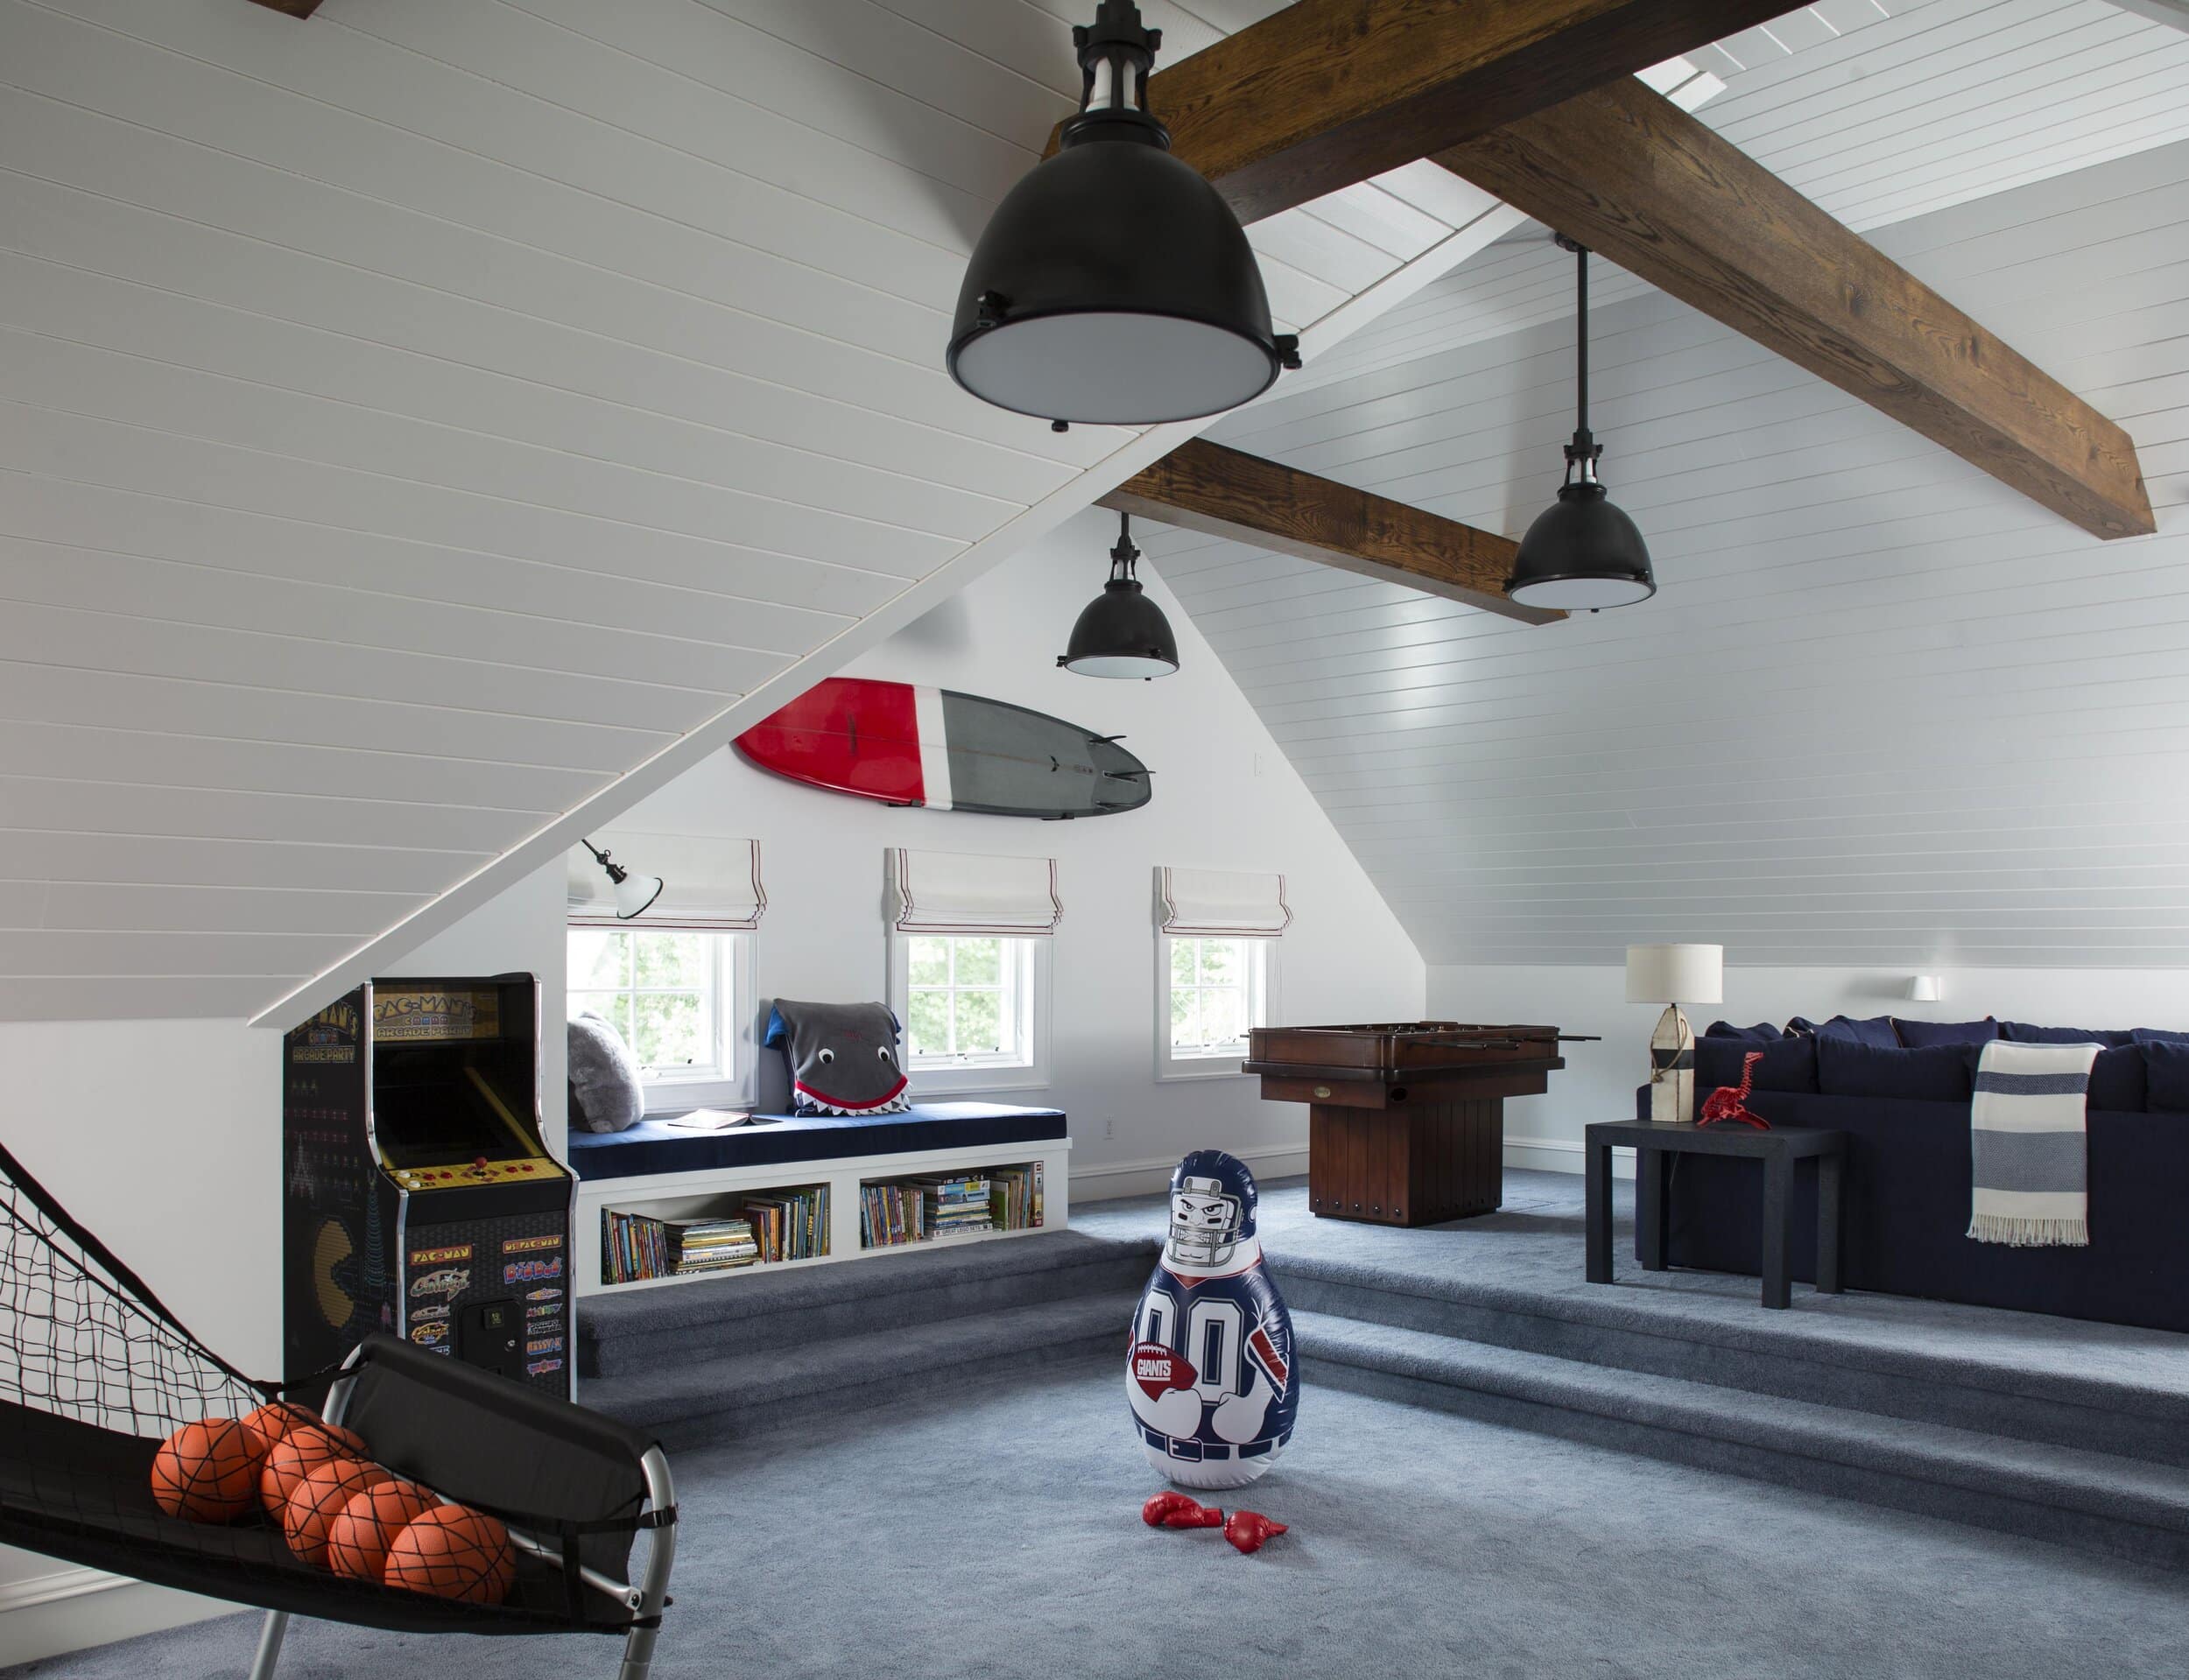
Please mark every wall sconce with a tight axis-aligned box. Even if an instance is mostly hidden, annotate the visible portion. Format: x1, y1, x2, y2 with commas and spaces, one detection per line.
1908, 975, 1942, 1002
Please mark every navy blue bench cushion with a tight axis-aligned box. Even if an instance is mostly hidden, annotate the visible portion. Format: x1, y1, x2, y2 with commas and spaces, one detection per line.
567, 1101, 1066, 1181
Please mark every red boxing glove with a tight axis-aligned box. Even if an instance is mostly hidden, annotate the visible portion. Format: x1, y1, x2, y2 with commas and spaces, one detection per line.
1224, 1510, 1288, 1555
1163, 1501, 1226, 1529
1140, 1491, 1197, 1528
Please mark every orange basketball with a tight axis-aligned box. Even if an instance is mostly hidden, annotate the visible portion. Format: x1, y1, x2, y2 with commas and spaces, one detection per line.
241, 1401, 320, 1459
326, 1479, 440, 1583
150, 1417, 265, 1523
258, 1421, 368, 1519
283, 1459, 391, 1568
384, 1504, 516, 1605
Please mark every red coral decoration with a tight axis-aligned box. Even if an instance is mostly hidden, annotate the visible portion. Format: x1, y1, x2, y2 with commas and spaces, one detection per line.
1698, 1051, 1771, 1130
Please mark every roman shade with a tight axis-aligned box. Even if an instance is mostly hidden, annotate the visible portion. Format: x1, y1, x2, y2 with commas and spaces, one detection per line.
890, 847, 1061, 936
567, 833, 766, 929
1158, 867, 1291, 938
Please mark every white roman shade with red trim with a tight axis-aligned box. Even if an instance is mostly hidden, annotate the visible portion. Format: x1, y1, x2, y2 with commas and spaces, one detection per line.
1158, 866, 1291, 938
890, 847, 1061, 936
567, 833, 766, 929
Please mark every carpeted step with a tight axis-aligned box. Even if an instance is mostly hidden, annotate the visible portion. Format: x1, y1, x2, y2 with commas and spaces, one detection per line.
577, 1227, 1157, 1379
1273, 1254, 2189, 1470
582, 1290, 1134, 1450
1294, 1309, 2189, 1570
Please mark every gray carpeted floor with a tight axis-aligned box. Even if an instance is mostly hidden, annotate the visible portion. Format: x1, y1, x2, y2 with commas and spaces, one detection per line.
15, 1352, 2189, 1679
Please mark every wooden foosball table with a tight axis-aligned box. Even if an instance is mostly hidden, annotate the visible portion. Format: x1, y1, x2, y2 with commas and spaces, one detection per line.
1242, 1023, 1593, 1227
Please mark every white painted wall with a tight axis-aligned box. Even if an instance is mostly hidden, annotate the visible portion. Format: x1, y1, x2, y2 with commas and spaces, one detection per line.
0, 863, 566, 1662
1428, 961, 2189, 1170
590, 508, 1426, 1197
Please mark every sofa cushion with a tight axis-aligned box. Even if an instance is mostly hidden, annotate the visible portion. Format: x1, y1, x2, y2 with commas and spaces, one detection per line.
2088, 1045, 2148, 1114
2001, 1022, 2133, 1047
2130, 1029, 2189, 1047
1816, 1037, 1974, 1103
1891, 1016, 2000, 1048
1695, 1032, 1819, 1097
1704, 1021, 1783, 1042
1814, 1015, 1900, 1049
2145, 1042, 2189, 1112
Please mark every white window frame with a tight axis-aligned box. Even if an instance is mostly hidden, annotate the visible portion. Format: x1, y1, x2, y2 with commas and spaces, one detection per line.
567, 926, 759, 1114
887, 931, 1052, 1096
1156, 934, 1276, 1082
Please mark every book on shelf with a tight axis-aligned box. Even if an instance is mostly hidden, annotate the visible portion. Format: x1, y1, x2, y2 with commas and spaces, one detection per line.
989, 1162, 1045, 1232
913, 1172, 995, 1239
741, 1184, 830, 1264
860, 1181, 926, 1249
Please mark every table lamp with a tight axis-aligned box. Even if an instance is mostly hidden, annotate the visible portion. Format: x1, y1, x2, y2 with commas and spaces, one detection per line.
1627, 944, 1723, 1124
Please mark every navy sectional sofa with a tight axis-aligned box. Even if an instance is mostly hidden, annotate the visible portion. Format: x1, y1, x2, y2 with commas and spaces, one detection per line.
1642, 1018, 2189, 1333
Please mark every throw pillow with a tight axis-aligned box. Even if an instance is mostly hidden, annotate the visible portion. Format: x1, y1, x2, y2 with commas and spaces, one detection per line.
2000, 1022, 2134, 1047
2145, 1042, 2189, 1113
1814, 1015, 1900, 1050
1891, 1016, 2000, 1048
2130, 1029, 2189, 1046
1695, 1032, 1818, 1097
764, 1000, 912, 1116
1816, 1037, 1975, 1103
2088, 1045, 2148, 1114
567, 1010, 645, 1134
1704, 1021, 1784, 1042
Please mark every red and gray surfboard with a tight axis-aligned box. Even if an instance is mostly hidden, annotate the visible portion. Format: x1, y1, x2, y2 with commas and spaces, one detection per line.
734, 678, 1151, 820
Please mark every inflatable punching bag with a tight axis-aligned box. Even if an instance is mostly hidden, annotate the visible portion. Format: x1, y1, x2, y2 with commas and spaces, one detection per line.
1127, 1150, 1299, 1490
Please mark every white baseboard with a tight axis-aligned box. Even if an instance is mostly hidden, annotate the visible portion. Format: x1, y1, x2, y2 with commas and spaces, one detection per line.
1072, 1142, 1311, 1202
1504, 1134, 1635, 1179
0, 1563, 235, 1664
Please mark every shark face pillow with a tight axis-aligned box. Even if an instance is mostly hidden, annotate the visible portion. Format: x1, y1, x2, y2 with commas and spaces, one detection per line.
764, 1001, 911, 1117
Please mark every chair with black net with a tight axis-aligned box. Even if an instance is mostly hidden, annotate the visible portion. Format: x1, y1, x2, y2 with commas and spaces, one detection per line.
0, 1141, 677, 1678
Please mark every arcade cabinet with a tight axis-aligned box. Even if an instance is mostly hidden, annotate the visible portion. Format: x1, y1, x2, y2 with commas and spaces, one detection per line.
282, 974, 574, 1400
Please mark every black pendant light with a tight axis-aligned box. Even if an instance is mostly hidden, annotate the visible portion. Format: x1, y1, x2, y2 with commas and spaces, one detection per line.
948, 1, 1299, 428
1507, 235, 1657, 611
1058, 513, 1179, 678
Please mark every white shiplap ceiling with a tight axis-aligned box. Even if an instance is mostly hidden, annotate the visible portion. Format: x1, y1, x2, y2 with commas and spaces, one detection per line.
0, 0, 1552, 1023
1149, 109, 2189, 967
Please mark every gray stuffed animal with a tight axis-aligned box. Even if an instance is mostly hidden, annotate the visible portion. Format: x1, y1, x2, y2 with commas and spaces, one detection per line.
764, 1001, 911, 1116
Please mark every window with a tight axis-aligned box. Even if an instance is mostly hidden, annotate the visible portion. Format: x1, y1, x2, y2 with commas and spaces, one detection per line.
1158, 936, 1271, 1079
888, 933, 1050, 1093
567, 927, 755, 1108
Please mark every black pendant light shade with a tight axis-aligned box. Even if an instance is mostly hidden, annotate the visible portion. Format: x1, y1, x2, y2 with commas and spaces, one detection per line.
948, 1, 1298, 427
1507, 237, 1657, 611
1058, 513, 1179, 678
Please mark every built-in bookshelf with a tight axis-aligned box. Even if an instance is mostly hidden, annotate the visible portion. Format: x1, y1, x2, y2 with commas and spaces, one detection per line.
573, 1138, 1070, 1297
600, 1183, 829, 1285
859, 1161, 1046, 1250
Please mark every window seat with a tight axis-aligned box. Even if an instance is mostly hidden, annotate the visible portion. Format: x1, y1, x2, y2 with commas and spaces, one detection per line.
568, 1101, 1066, 1181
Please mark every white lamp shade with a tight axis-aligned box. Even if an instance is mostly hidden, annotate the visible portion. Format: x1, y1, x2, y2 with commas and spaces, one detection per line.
1909, 975, 1942, 1002
1625, 943, 1723, 1005
613, 872, 665, 919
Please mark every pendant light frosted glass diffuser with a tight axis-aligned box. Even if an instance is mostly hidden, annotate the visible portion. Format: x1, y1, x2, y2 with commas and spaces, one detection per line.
1508, 237, 1657, 611
1058, 513, 1179, 678
947, 1, 1298, 427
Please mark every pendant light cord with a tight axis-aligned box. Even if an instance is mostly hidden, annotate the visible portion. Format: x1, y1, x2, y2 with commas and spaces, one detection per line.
1574, 240, 1588, 437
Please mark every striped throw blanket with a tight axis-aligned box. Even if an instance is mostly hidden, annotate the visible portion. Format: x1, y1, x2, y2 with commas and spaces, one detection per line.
1968, 1040, 2096, 1247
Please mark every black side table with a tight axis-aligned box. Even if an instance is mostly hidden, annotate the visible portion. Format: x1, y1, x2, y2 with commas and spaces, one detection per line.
1584, 1119, 1846, 1309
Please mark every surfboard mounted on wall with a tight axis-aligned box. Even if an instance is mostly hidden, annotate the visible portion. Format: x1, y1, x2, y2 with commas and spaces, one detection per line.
734, 677, 1152, 820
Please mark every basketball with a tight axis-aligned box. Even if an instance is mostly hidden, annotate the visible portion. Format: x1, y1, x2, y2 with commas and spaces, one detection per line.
282, 1459, 391, 1568
325, 1479, 440, 1584
383, 1504, 517, 1605
258, 1421, 369, 1518
240, 1401, 319, 1458
150, 1417, 265, 1523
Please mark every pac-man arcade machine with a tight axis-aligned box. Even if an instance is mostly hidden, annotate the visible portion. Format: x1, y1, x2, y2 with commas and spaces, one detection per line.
282, 974, 574, 1400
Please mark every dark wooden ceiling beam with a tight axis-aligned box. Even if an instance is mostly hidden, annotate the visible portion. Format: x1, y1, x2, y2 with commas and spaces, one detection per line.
1436, 78, 2155, 541
1047, 0, 1804, 224
1099, 439, 1561, 624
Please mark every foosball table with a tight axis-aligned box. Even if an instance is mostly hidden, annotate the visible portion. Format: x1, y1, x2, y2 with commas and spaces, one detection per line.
1242, 1023, 1594, 1227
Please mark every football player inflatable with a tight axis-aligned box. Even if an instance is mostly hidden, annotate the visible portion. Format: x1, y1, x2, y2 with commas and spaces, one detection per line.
1127, 1150, 1299, 1490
